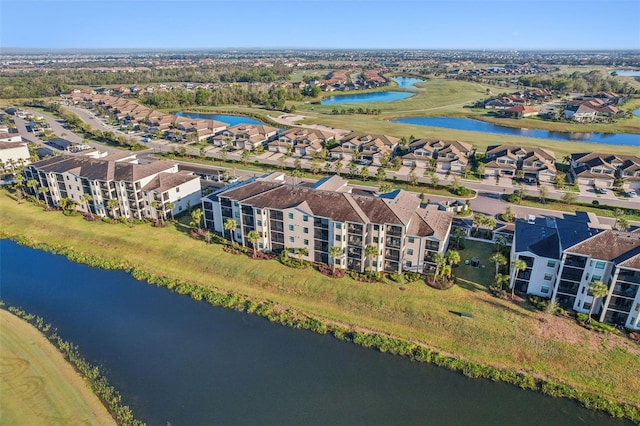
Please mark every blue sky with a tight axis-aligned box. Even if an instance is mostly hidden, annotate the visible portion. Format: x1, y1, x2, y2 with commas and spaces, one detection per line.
1, 0, 639, 50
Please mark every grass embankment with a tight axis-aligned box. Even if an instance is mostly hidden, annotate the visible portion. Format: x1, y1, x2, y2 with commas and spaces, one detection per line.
2, 190, 640, 422
0, 310, 116, 426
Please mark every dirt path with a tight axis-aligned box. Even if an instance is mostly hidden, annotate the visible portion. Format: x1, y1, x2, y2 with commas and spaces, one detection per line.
0, 310, 116, 426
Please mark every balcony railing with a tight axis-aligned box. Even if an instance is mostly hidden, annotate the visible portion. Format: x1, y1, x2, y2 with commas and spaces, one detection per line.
612, 283, 639, 298
557, 280, 580, 295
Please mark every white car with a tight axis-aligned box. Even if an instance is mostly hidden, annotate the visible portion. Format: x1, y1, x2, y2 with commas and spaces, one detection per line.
626, 191, 637, 198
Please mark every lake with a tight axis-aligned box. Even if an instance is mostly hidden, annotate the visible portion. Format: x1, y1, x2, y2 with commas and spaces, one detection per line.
175, 111, 262, 126
391, 116, 640, 146
391, 76, 425, 89
610, 70, 640, 77
320, 91, 414, 105
0, 240, 630, 426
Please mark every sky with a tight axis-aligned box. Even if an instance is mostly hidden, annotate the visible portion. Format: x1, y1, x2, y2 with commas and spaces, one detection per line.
1, 0, 639, 51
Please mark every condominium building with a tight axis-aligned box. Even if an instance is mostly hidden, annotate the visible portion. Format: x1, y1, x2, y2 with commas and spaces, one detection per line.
24, 153, 201, 220
202, 173, 452, 273
511, 212, 640, 330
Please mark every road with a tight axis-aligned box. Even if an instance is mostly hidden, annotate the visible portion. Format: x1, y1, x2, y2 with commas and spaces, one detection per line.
38, 104, 639, 227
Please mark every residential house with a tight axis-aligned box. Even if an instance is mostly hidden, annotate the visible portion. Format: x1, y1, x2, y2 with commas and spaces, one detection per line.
47, 138, 74, 151
201, 173, 452, 274
330, 133, 399, 164
484, 145, 556, 182
269, 128, 335, 157
503, 105, 539, 119
213, 124, 278, 150
0, 142, 30, 172
24, 153, 201, 220
0, 132, 23, 143
563, 104, 598, 122
570, 153, 640, 189
403, 139, 473, 174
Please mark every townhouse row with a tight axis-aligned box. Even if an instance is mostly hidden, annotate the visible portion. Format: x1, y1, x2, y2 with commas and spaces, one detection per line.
201, 173, 453, 275
24, 153, 202, 221
510, 212, 640, 331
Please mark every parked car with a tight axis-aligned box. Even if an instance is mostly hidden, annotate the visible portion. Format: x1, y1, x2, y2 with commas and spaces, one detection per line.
626, 191, 637, 198
596, 188, 607, 194
227, 177, 240, 184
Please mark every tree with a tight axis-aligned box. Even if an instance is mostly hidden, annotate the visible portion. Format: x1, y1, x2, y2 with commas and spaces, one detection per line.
562, 191, 577, 205
80, 193, 93, 218
297, 246, 309, 262
490, 252, 507, 276
224, 218, 238, 245
334, 161, 342, 176
247, 230, 261, 258
586, 280, 608, 323
472, 213, 486, 236
379, 182, 392, 194
501, 206, 514, 222
190, 208, 203, 230
165, 202, 176, 221
348, 162, 358, 177
616, 217, 630, 232
451, 176, 461, 192
26, 179, 38, 198
376, 167, 387, 182
431, 252, 445, 278
493, 273, 510, 291
38, 187, 49, 206
555, 173, 566, 188
328, 245, 342, 275
364, 244, 379, 272
511, 258, 527, 299
106, 198, 120, 218
477, 162, 485, 178
360, 166, 370, 181
429, 173, 438, 187
452, 227, 466, 249
538, 185, 548, 204
445, 249, 460, 267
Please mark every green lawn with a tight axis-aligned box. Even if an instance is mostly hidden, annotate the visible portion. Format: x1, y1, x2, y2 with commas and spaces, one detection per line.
2, 190, 639, 410
454, 239, 496, 288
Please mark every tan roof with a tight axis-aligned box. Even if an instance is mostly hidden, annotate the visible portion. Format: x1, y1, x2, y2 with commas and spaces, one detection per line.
143, 171, 199, 193
566, 230, 640, 262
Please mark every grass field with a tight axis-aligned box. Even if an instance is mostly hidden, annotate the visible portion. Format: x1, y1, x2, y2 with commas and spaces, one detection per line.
1, 190, 639, 409
0, 310, 115, 426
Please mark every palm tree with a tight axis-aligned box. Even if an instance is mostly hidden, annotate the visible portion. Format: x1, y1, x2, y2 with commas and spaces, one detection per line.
616, 217, 630, 232
334, 161, 342, 176
587, 280, 608, 323
364, 244, 379, 272
431, 252, 445, 278
165, 201, 176, 221
223, 218, 237, 245
328, 245, 342, 275
445, 249, 460, 267
247, 230, 260, 258
490, 252, 507, 276
452, 227, 466, 249
510, 258, 527, 299
150, 200, 163, 224
38, 187, 49, 206
472, 213, 486, 237
26, 179, 38, 198
493, 273, 510, 291
297, 246, 309, 262
439, 263, 452, 279
80, 193, 93, 218
106, 198, 120, 218
538, 186, 548, 204
190, 208, 203, 230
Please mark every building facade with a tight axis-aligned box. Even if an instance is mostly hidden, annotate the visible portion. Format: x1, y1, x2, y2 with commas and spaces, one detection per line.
202, 173, 452, 274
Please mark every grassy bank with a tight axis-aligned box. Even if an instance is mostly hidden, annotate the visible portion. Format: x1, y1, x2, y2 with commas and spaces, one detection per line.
0, 308, 127, 426
1, 191, 639, 422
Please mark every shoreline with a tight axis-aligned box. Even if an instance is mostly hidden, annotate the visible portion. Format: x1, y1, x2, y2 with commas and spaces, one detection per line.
2, 232, 639, 423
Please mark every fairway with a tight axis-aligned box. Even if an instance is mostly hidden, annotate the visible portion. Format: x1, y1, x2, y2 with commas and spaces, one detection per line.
0, 310, 115, 426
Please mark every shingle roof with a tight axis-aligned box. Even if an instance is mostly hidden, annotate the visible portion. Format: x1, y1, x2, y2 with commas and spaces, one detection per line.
566, 230, 640, 263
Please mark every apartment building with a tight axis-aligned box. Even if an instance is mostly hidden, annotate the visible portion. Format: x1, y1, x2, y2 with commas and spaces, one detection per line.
511, 212, 640, 330
24, 153, 201, 220
202, 173, 452, 274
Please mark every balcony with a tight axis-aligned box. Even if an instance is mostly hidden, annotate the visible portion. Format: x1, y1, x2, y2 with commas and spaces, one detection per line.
386, 225, 402, 237
314, 229, 329, 241
386, 237, 402, 249
612, 282, 639, 298
560, 267, 584, 282
384, 250, 400, 261
607, 296, 634, 312
564, 255, 587, 268
557, 280, 580, 295
617, 270, 640, 285
348, 224, 363, 234
348, 236, 362, 246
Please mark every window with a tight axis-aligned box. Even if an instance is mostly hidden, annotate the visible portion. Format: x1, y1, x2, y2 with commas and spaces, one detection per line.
373, 224, 379, 231
258, 242, 263, 249
289, 236, 294, 243
288, 225, 294, 231
592, 275, 601, 282
176, 187, 180, 193
406, 261, 412, 268
303, 239, 309, 245
541, 286, 550, 294
303, 215, 308, 222
583, 302, 592, 310
595, 261, 606, 269
407, 249, 414, 256
336, 223, 342, 229
408, 236, 415, 244
544, 274, 553, 281
303, 227, 309, 234
373, 237, 379, 243
288, 212, 294, 220
635, 303, 640, 312
257, 220, 262, 227
256, 208, 262, 215
335, 259, 341, 266
233, 201, 239, 207
335, 235, 341, 242
234, 212, 240, 218
547, 260, 556, 268
372, 260, 378, 267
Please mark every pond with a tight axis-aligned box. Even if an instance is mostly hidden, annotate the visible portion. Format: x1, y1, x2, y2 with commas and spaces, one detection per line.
610, 70, 640, 77
390, 116, 640, 146
0, 240, 630, 426
175, 111, 262, 126
320, 91, 414, 105
391, 76, 425, 89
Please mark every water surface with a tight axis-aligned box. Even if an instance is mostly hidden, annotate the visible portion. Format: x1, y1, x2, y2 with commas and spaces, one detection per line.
391, 116, 640, 146
320, 91, 413, 105
175, 111, 262, 126
0, 240, 630, 426
391, 76, 425, 89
